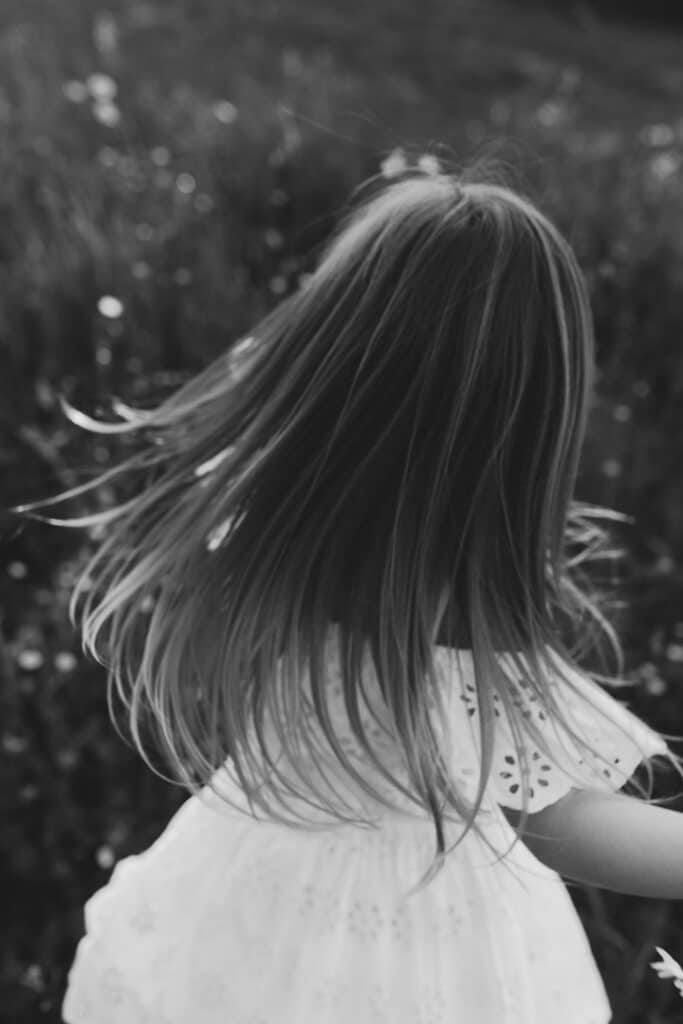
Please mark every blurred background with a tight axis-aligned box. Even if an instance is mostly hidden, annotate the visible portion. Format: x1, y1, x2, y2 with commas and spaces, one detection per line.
2, 1, 683, 1021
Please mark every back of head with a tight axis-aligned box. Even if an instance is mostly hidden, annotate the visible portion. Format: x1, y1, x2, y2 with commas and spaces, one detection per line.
275, 166, 596, 648
18, 158, 640, 896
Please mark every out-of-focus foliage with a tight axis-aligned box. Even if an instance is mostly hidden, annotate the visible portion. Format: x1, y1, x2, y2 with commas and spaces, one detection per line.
510, 0, 683, 29
1, 2, 683, 1022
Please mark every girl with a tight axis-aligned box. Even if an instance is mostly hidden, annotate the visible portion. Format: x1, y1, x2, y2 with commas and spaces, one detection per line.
17, 161, 683, 1022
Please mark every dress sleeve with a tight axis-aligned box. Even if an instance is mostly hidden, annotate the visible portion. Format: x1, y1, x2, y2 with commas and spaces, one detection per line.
443, 647, 671, 814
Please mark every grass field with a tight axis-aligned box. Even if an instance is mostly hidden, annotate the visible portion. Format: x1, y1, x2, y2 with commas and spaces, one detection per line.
2, 1, 683, 1021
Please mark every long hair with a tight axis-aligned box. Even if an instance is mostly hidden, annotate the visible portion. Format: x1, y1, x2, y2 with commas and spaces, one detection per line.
13, 159, 683, 898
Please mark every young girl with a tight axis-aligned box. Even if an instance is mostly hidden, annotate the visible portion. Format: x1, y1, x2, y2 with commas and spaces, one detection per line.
18, 161, 683, 1022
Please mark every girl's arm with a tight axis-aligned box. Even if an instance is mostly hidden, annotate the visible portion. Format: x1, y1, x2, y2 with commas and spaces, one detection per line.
503, 788, 683, 899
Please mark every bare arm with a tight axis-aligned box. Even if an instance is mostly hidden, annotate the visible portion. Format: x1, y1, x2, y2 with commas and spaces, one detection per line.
502, 788, 683, 899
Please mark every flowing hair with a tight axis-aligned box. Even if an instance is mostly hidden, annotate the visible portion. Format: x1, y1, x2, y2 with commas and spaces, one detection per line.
12, 158, 683, 898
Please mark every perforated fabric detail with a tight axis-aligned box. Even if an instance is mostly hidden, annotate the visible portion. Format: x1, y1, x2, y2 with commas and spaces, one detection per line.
218, 629, 670, 821
449, 647, 670, 813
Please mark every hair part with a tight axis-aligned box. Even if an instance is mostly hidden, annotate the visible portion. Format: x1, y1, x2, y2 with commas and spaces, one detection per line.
13, 158, 683, 898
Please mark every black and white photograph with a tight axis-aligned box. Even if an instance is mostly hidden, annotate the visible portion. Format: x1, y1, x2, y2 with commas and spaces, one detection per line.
3, 1, 683, 1022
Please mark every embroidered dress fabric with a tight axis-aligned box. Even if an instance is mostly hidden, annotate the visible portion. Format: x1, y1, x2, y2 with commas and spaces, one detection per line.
62, 630, 669, 1024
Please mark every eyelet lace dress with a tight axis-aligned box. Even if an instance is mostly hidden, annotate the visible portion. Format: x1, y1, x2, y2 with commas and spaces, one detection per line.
61, 631, 670, 1024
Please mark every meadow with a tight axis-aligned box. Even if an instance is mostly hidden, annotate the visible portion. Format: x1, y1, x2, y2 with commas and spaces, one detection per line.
2, 1, 683, 1020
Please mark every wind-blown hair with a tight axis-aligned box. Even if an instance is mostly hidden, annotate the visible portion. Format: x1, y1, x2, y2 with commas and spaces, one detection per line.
13, 160, 683, 897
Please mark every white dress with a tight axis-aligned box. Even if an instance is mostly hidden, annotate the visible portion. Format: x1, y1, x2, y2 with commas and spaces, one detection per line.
61, 632, 670, 1024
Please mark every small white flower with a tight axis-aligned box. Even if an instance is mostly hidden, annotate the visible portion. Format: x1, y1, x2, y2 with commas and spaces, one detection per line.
54, 652, 78, 673
380, 148, 408, 179
3, 733, 28, 754
97, 295, 124, 318
650, 946, 683, 997
649, 152, 680, 182
16, 649, 44, 671
536, 101, 566, 128
417, 154, 441, 176
95, 845, 116, 869
92, 101, 121, 127
86, 73, 118, 102
651, 946, 683, 981
22, 963, 45, 993
212, 100, 238, 124
176, 172, 196, 195
639, 123, 675, 147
